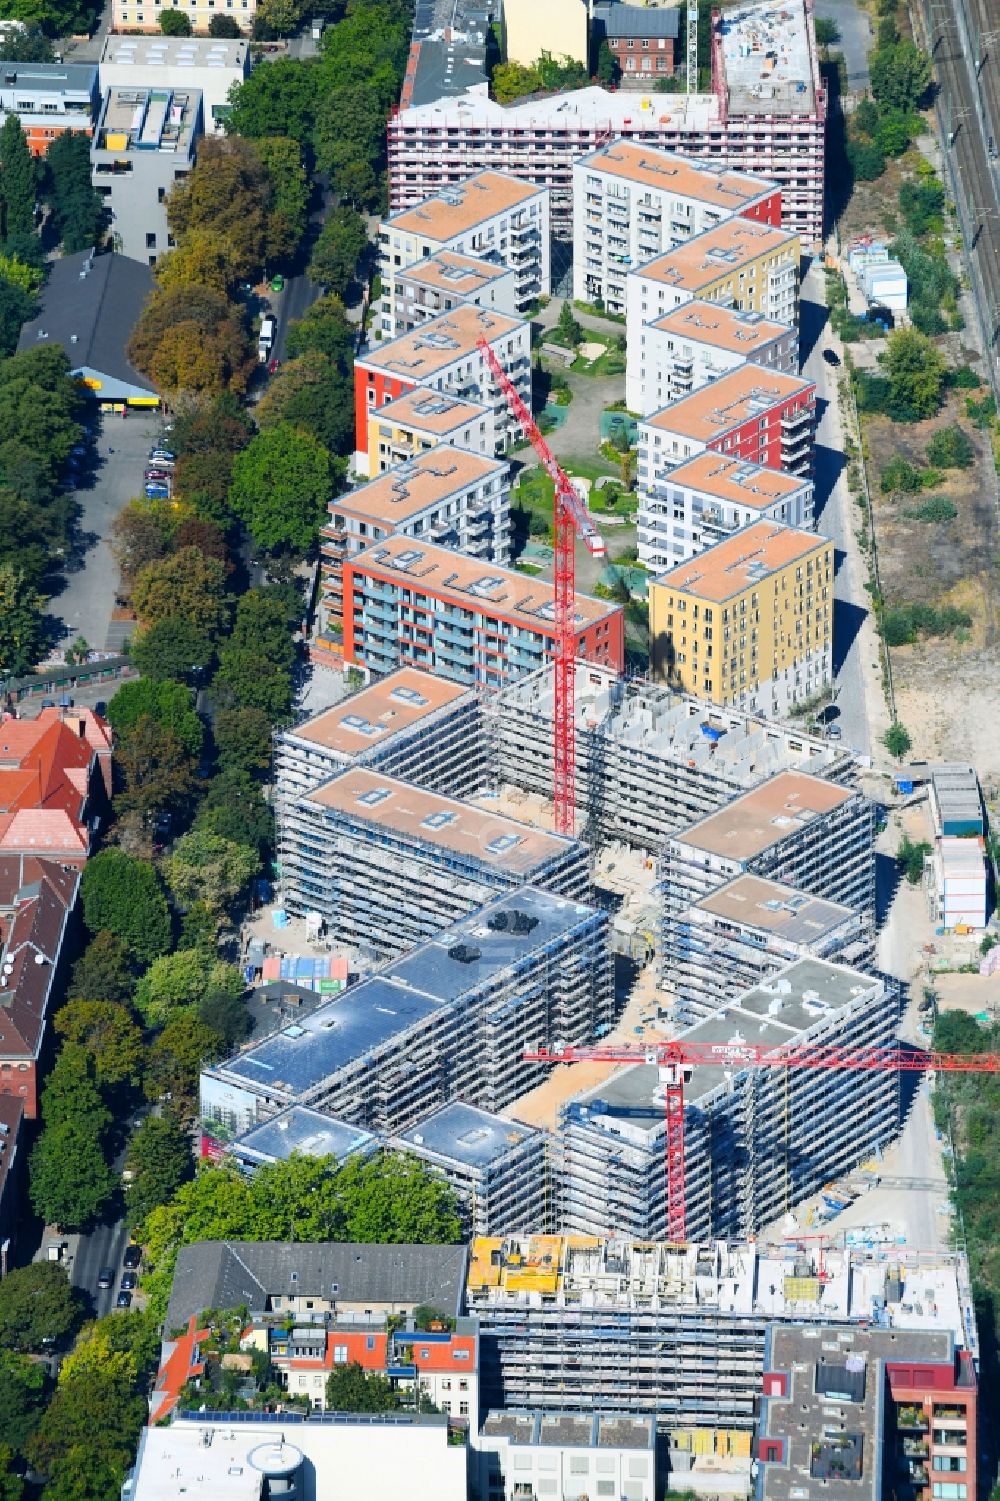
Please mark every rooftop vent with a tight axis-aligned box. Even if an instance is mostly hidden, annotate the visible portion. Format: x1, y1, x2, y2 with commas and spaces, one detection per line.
448, 943, 481, 964
487, 909, 538, 934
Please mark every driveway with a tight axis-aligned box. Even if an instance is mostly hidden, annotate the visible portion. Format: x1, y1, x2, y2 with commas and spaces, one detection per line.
48, 409, 165, 655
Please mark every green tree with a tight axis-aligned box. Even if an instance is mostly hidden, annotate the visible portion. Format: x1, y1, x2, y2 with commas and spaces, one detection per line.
336, 1153, 462, 1243
0, 1263, 80, 1352
596, 39, 617, 85
54, 1000, 144, 1089
213, 704, 274, 775
255, 347, 354, 453
25, 1363, 146, 1501
491, 59, 542, 102
164, 829, 260, 913
925, 424, 975, 469
67, 930, 134, 1006
134, 946, 244, 1028
214, 586, 298, 721
124, 1115, 194, 1227
882, 327, 947, 420
209, 11, 243, 34
870, 40, 933, 113
107, 677, 204, 758
0, 276, 36, 359
847, 138, 886, 182
167, 135, 287, 282
897, 833, 932, 884
309, 205, 368, 295
884, 720, 913, 758
198, 986, 252, 1050
128, 284, 254, 397
0, 1349, 47, 1452
252, 135, 309, 261
114, 714, 199, 827
899, 176, 945, 235
284, 291, 355, 364
132, 545, 229, 636
0, 117, 35, 241
160, 6, 192, 32
143, 1010, 225, 1116
154, 230, 235, 297
814, 17, 840, 46
228, 421, 332, 552
224, 56, 317, 143
0, 1446, 23, 1501
131, 616, 215, 684
556, 301, 583, 348
38, 1043, 110, 1132
325, 1361, 400, 1413
0, 562, 45, 677
29, 1117, 116, 1231
196, 767, 274, 855
80, 849, 172, 964
0, 28, 53, 60
40, 131, 104, 253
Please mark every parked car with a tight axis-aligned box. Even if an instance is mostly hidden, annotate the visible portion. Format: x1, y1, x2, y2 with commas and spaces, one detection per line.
123, 1244, 141, 1270
145, 469, 173, 483
145, 484, 170, 499
268, 357, 280, 375
270, 274, 284, 292
822, 348, 841, 367
149, 448, 175, 463
98, 1267, 114, 1289
116, 1291, 133, 1309
826, 723, 842, 741
120, 1271, 137, 1291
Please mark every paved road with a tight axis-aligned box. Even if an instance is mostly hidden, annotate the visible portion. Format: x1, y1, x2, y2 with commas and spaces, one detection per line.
70, 1210, 131, 1320
815, 0, 871, 93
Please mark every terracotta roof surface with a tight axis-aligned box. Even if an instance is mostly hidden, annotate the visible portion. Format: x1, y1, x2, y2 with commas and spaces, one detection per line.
645, 364, 813, 442
386, 170, 544, 240
653, 519, 828, 601
582, 140, 775, 207
636, 217, 797, 291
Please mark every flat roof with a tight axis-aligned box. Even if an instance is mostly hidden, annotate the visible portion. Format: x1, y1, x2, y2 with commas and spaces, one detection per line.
0, 59, 97, 93
332, 446, 505, 526
232, 1106, 377, 1164
635, 217, 797, 292
580, 139, 776, 207
650, 299, 791, 354
385, 170, 544, 241
351, 532, 619, 632
372, 388, 492, 436
652, 519, 828, 602
655, 451, 810, 508
696, 874, 855, 941
394, 1100, 539, 1168
95, 84, 200, 153
99, 33, 248, 68
307, 767, 575, 874
940, 837, 986, 876
399, 248, 513, 296
359, 304, 525, 379
675, 769, 855, 861
644, 364, 813, 442
719, 0, 817, 117
284, 668, 468, 758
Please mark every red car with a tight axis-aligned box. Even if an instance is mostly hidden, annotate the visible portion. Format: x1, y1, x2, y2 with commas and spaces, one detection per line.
268, 357, 280, 374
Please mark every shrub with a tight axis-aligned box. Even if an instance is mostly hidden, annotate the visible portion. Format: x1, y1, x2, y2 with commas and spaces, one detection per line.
949, 364, 982, 390
899, 177, 945, 236
879, 454, 923, 494
884, 721, 913, 759
903, 496, 958, 522
897, 833, 931, 881
925, 424, 975, 469
882, 601, 972, 644
848, 138, 886, 182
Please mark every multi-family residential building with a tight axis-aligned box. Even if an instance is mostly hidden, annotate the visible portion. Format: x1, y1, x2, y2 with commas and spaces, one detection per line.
0, 62, 98, 154
648, 520, 833, 712
366, 390, 495, 475
279, 766, 590, 958
0, 1096, 23, 1275
638, 366, 817, 481
503, 0, 588, 68
319, 446, 511, 632
573, 141, 781, 312
395, 251, 519, 332
91, 84, 201, 264
389, 0, 826, 247
661, 771, 876, 959
97, 35, 250, 134
111, 0, 258, 33
353, 306, 531, 474
467, 1237, 977, 1430
629, 299, 797, 416
0, 857, 78, 1121
553, 958, 897, 1242
637, 450, 814, 572
0, 706, 112, 858
669, 873, 869, 1024
591, 3, 682, 84
495, 662, 853, 853
475, 1411, 656, 1501
391, 1102, 547, 1236
200, 887, 612, 1146
341, 534, 625, 687
378, 172, 549, 336
229, 1107, 378, 1175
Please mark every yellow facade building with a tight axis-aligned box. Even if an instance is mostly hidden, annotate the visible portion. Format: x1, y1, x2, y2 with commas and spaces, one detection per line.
649, 520, 833, 715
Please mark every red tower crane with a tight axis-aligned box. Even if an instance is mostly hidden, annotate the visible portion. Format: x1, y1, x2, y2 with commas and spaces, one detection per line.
478, 337, 606, 836
524, 1038, 1000, 1243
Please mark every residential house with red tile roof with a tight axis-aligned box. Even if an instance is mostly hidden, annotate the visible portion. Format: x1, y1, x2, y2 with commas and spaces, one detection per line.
0, 708, 112, 862
0, 856, 79, 1118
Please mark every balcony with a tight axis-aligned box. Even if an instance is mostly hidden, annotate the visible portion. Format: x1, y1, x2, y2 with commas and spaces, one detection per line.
781, 406, 814, 432
901, 1439, 927, 1459
896, 1407, 929, 1432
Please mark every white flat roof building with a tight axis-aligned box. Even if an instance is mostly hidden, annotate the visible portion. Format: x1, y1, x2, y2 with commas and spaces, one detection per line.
476, 1411, 656, 1501
98, 34, 249, 133
394, 250, 519, 332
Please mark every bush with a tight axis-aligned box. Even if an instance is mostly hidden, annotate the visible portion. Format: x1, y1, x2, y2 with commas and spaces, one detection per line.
948, 364, 981, 390
965, 393, 997, 427
899, 177, 945, 236
897, 833, 931, 881
879, 454, 923, 494
925, 424, 975, 469
847, 138, 886, 182
903, 495, 958, 522
882, 601, 972, 645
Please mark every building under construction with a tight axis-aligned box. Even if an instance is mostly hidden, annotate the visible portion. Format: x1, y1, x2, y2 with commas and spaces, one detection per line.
493, 663, 853, 852
551, 957, 896, 1244
466, 1236, 974, 1429
200, 887, 612, 1145
280, 767, 590, 961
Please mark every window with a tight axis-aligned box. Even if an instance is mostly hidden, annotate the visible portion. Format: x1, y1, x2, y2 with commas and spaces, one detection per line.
570, 1458, 589, 1475
146, 233, 157, 249
333, 1345, 348, 1364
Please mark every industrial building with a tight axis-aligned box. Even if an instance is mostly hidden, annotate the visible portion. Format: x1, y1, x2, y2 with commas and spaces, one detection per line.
340, 534, 624, 686
572, 140, 781, 313
200, 886, 612, 1145
274, 669, 484, 819
648, 520, 833, 713
378, 172, 549, 336
388, 0, 826, 248
467, 1236, 975, 1430
475, 1411, 656, 1501
97, 34, 249, 133
552, 957, 897, 1242
638, 366, 816, 479
279, 766, 590, 958
669, 873, 869, 1024
494, 663, 852, 853
91, 84, 202, 264
391, 1101, 547, 1236
629, 300, 798, 418
318, 447, 511, 631
395, 250, 519, 332
353, 305, 531, 474
637, 451, 814, 573
366, 389, 496, 475
0, 61, 98, 154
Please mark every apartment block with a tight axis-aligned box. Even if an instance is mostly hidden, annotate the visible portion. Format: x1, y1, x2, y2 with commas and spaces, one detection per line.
495, 662, 853, 854
91, 85, 201, 265
661, 771, 876, 966
573, 140, 781, 313
670, 873, 869, 1025
274, 668, 484, 818
279, 766, 590, 959
200, 886, 612, 1144
395, 250, 519, 332
553, 958, 897, 1243
319, 447, 511, 631
649, 521, 833, 713
353, 305, 531, 475
111, 0, 258, 33
638, 451, 814, 573
0, 858, 78, 1120
475, 1412, 655, 1501
0, 62, 98, 154
379, 171, 549, 336
389, 0, 826, 246
625, 220, 800, 368
467, 1237, 975, 1429
367, 390, 496, 475
342, 534, 624, 688
391, 1101, 547, 1236
758, 1325, 978, 1501
629, 300, 797, 417
229, 1107, 378, 1174
98, 35, 249, 133
639, 367, 816, 489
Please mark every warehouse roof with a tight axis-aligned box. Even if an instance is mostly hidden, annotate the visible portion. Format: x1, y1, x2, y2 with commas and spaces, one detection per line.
653, 520, 827, 602
673, 769, 856, 861
17, 249, 157, 394
99, 33, 248, 69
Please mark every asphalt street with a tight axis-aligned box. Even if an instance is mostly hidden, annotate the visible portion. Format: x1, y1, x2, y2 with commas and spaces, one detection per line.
69, 1211, 131, 1320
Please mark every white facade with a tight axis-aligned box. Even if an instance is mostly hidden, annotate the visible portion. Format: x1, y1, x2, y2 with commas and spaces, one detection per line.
930, 837, 988, 931
112, 0, 256, 34
503, 0, 588, 66
98, 35, 250, 134
630, 301, 798, 415
394, 251, 519, 332
474, 1411, 656, 1501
